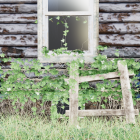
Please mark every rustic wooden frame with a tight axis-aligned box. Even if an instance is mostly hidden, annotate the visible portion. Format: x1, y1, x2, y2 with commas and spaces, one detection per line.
37, 0, 99, 63
63, 60, 139, 126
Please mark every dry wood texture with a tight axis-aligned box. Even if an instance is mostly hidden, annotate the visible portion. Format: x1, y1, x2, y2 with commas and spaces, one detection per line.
65, 61, 139, 125
68, 62, 79, 126
64, 71, 135, 83
0, 0, 37, 3
65, 109, 139, 117
117, 60, 136, 124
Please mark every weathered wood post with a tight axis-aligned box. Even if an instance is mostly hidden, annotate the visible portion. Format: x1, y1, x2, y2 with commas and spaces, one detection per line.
69, 62, 79, 127
117, 60, 136, 124
64, 60, 139, 125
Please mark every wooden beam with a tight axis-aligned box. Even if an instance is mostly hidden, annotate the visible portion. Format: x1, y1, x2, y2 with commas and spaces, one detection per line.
45, 11, 92, 16
64, 71, 135, 84
117, 60, 136, 124
69, 62, 79, 127
65, 109, 139, 117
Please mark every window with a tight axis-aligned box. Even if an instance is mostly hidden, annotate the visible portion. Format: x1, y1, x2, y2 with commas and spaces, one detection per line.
38, 0, 99, 63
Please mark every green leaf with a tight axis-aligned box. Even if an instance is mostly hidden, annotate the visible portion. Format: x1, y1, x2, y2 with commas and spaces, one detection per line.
119, 60, 127, 66
63, 30, 69, 36
31, 98, 36, 103
80, 82, 89, 89
49, 18, 53, 22
61, 106, 65, 109
63, 23, 69, 28
61, 20, 64, 24
57, 22, 60, 25
49, 69, 59, 75
61, 39, 65, 43
0, 53, 5, 58
83, 20, 87, 24
56, 16, 60, 20
2, 58, 9, 63
101, 104, 106, 109
115, 52, 119, 57
128, 69, 134, 74
35, 20, 37, 24
103, 99, 108, 103
76, 16, 80, 21
63, 43, 67, 47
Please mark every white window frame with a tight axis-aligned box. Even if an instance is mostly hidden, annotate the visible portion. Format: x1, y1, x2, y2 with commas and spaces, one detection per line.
38, 0, 99, 63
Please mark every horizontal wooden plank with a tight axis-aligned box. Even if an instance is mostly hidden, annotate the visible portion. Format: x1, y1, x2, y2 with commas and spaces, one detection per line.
99, 0, 140, 2
100, 3, 140, 12
0, 24, 37, 35
0, 3, 140, 14
65, 109, 139, 117
99, 23, 140, 34
99, 13, 140, 23
1, 46, 140, 59
0, 0, 139, 4
0, 35, 37, 46
0, 34, 140, 47
0, 68, 135, 80
0, 57, 140, 72
1, 23, 140, 35
98, 47, 140, 58
0, 47, 38, 57
0, 57, 139, 70
0, 68, 69, 82
64, 71, 135, 84
99, 34, 140, 46
0, 0, 37, 3
0, 4, 36, 14
79, 71, 135, 83
0, 14, 36, 23
0, 13, 140, 23
0, 58, 69, 69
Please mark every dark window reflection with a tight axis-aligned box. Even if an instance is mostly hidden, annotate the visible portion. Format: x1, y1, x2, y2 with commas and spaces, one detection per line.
49, 16, 88, 51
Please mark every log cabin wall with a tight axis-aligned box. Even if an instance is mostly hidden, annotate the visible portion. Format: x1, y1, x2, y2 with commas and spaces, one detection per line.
0, 0, 140, 117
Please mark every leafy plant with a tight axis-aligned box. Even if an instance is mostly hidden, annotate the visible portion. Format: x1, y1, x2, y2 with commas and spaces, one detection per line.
0, 15, 140, 123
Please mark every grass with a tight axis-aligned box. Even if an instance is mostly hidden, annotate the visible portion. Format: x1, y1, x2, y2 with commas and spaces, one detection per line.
0, 111, 140, 140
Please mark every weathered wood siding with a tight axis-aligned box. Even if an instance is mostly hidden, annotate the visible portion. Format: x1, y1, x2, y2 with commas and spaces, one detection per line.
0, 0, 140, 113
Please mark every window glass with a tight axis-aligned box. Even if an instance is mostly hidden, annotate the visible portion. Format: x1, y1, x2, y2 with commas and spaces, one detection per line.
48, 0, 89, 11
49, 16, 88, 51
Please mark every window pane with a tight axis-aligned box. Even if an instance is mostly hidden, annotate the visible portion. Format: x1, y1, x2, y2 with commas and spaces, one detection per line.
48, 0, 89, 11
49, 16, 88, 51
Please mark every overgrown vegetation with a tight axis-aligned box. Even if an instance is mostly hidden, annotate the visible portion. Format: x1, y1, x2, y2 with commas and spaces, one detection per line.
0, 111, 139, 140
0, 15, 140, 139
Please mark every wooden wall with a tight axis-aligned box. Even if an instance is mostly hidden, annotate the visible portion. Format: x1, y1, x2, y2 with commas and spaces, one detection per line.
0, 0, 140, 114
